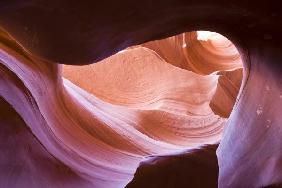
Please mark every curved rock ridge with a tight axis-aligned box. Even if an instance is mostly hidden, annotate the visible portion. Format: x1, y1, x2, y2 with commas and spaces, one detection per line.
210, 68, 243, 118
0, 25, 242, 188
140, 31, 242, 75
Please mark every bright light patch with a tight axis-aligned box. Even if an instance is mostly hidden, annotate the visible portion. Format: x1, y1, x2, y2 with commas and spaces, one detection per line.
117, 49, 127, 54
197, 31, 219, 41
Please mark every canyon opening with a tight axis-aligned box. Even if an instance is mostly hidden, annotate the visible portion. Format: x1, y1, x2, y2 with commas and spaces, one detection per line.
61, 31, 243, 187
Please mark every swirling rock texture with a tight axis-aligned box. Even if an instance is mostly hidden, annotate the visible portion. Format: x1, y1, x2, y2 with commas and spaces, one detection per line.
0, 1, 281, 188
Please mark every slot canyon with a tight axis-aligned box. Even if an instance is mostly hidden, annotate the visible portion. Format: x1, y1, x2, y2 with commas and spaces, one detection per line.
0, 1, 281, 188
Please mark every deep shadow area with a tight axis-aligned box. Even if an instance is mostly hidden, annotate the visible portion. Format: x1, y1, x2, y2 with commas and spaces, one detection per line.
126, 144, 219, 188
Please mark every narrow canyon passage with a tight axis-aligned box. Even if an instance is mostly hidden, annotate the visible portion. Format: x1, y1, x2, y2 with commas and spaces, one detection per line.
0, 1, 282, 188
0, 29, 242, 188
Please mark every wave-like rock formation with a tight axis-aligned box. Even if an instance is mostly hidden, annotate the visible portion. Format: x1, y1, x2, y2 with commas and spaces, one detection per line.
141, 31, 241, 75
0, 1, 281, 188
0, 26, 241, 187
